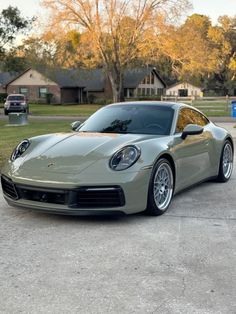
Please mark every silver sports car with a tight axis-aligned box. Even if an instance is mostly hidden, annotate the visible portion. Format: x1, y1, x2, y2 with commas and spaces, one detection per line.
1, 102, 234, 216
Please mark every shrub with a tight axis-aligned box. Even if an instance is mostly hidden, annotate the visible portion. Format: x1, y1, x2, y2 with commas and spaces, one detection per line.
0, 93, 8, 103
94, 98, 113, 106
87, 94, 96, 104
45, 93, 53, 104
126, 95, 162, 101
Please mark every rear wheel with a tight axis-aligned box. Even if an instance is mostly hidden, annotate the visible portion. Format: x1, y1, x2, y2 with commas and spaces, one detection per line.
4, 109, 8, 115
146, 158, 174, 216
217, 140, 233, 182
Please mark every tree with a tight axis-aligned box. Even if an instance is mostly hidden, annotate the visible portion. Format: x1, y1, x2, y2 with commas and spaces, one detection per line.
157, 14, 217, 78
17, 29, 81, 69
42, 0, 190, 102
0, 6, 32, 55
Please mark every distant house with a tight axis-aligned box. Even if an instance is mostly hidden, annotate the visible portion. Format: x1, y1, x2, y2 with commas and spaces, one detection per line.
166, 82, 202, 97
0, 72, 17, 94
123, 68, 166, 98
5, 67, 166, 104
6, 68, 87, 104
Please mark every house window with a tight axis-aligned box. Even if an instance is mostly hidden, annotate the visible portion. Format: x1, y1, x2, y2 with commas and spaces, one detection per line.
142, 88, 145, 95
129, 89, 134, 97
146, 88, 150, 96
151, 72, 155, 84
137, 88, 142, 96
39, 87, 48, 98
19, 87, 28, 96
157, 88, 163, 96
146, 75, 150, 85
151, 88, 155, 95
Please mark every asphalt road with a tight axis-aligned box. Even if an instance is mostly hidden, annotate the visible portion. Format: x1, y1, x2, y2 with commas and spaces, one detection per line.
0, 160, 236, 313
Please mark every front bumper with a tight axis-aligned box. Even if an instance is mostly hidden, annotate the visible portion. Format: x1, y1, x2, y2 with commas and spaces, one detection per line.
1, 168, 151, 215
6, 105, 27, 112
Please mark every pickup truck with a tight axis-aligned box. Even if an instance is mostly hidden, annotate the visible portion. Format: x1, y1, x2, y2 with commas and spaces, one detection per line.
4, 94, 29, 115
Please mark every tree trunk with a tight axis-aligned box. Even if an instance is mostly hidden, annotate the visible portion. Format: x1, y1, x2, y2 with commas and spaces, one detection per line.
108, 70, 124, 103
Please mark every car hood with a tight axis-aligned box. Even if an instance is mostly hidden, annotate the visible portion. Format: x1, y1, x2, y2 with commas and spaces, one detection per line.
18, 132, 160, 174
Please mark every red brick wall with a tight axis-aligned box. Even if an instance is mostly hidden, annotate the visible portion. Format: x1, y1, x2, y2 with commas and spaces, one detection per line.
7, 85, 61, 104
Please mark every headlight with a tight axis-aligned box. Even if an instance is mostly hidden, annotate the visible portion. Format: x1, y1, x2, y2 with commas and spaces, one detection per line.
109, 145, 141, 171
11, 139, 30, 161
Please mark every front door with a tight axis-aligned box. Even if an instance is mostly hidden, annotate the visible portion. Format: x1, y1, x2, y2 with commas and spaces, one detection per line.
178, 89, 188, 97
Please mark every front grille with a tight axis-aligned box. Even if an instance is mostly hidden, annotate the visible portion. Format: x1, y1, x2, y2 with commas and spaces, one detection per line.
1, 176, 125, 208
1, 176, 19, 200
70, 187, 125, 208
17, 186, 67, 205
10, 102, 20, 107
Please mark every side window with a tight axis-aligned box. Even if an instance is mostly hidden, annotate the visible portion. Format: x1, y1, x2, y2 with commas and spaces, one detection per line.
190, 109, 209, 126
175, 108, 209, 133
175, 108, 193, 133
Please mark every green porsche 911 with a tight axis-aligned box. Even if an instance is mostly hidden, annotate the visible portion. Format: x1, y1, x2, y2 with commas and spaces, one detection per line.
1, 102, 234, 216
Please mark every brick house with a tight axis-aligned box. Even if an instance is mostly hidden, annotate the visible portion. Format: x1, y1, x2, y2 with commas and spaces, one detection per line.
5, 67, 166, 104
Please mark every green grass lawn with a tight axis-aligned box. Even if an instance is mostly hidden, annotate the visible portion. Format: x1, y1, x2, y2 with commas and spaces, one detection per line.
183, 100, 231, 116
0, 101, 233, 116
0, 103, 103, 116
28, 104, 102, 116
0, 120, 72, 170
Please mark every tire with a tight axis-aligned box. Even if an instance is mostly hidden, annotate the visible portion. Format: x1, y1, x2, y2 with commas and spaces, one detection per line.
146, 158, 174, 216
4, 109, 8, 115
217, 140, 234, 182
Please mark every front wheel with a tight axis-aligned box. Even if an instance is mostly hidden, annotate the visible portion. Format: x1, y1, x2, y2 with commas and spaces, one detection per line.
217, 140, 234, 182
146, 158, 174, 216
4, 109, 8, 115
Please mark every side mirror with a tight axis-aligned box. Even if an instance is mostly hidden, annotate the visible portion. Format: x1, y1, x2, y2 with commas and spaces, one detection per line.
181, 124, 203, 140
71, 121, 81, 131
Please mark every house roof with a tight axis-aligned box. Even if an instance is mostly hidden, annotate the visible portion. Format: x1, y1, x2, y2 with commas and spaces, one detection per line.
124, 67, 166, 88
6, 67, 105, 91
6, 66, 166, 90
166, 81, 202, 90
0, 72, 18, 87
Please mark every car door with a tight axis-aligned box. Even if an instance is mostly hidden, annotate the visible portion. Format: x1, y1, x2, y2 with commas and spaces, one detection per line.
171, 108, 213, 192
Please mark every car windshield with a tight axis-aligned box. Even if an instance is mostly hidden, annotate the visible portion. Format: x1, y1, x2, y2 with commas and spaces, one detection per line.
78, 104, 174, 135
8, 95, 25, 101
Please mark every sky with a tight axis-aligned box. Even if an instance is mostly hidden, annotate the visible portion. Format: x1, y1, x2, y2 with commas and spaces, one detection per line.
191, 0, 236, 23
0, 0, 236, 24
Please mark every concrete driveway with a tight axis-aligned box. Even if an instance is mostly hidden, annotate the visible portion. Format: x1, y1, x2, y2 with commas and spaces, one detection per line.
0, 135, 236, 313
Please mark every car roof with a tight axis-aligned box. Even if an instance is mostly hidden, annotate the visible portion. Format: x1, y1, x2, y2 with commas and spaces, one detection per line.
107, 101, 190, 110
